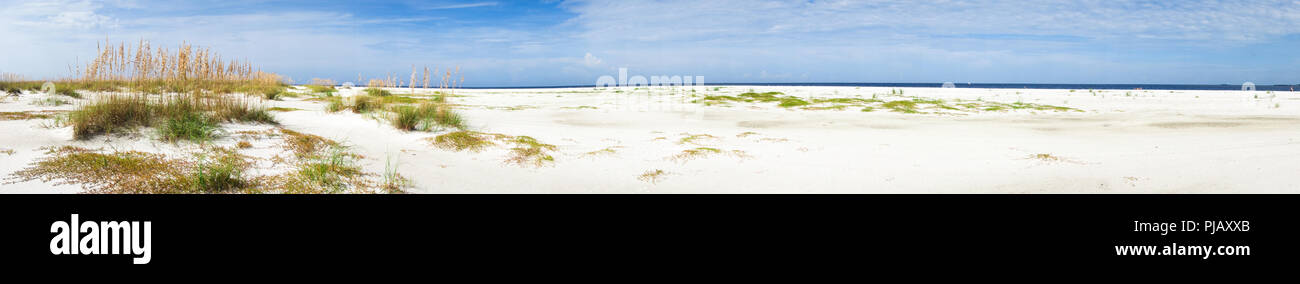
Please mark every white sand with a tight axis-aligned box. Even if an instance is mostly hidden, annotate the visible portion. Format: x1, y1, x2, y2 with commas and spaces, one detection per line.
2, 86, 1297, 193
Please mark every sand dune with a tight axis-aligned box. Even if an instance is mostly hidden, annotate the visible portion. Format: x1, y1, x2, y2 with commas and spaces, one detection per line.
2, 86, 1297, 193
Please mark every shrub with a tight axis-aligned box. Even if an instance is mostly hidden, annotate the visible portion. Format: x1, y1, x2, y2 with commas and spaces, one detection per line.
324, 97, 345, 112
390, 102, 464, 131
69, 94, 275, 140
264, 89, 283, 100
158, 112, 218, 142
364, 88, 392, 97
431, 131, 495, 151
188, 150, 248, 192
352, 95, 379, 113
56, 88, 82, 98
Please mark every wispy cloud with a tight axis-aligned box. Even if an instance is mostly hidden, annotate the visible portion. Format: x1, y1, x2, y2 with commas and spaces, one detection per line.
424, 1, 498, 10
0, 0, 1297, 85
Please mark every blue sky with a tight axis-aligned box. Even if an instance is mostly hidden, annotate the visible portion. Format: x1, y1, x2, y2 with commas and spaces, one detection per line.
1, 0, 1298, 86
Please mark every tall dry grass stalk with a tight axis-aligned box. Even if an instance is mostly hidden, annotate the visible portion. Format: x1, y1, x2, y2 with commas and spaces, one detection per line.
359, 65, 462, 95
309, 78, 337, 87
1, 72, 26, 82
74, 38, 283, 95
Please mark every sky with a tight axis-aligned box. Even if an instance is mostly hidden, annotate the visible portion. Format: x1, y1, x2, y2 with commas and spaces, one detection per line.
1, 0, 1298, 86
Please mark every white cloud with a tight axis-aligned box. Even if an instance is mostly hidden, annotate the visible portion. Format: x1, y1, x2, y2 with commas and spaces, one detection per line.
583, 52, 603, 67
562, 0, 1300, 43
424, 2, 498, 10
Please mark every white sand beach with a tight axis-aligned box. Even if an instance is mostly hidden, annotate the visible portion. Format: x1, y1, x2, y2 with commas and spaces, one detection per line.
2, 86, 1297, 193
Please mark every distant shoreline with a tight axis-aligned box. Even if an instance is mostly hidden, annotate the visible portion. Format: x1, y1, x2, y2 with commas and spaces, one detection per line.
351, 82, 1300, 91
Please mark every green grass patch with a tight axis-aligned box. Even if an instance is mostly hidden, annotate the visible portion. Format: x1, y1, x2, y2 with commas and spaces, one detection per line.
364, 88, 392, 97
430, 131, 499, 152
68, 94, 275, 140
390, 103, 465, 131
881, 100, 920, 113
158, 111, 219, 143
505, 136, 557, 167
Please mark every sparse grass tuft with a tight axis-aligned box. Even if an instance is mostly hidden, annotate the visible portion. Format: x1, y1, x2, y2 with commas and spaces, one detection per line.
188, 148, 249, 192
294, 147, 363, 192
678, 133, 719, 145
670, 147, 723, 163
7, 146, 191, 193
637, 169, 667, 184
280, 128, 338, 159
273, 128, 374, 193
1, 111, 63, 120
580, 146, 623, 159
236, 140, 252, 149
32, 97, 71, 106
505, 136, 557, 167
364, 88, 392, 97
881, 100, 920, 113
431, 131, 497, 152
380, 157, 410, 194
306, 84, 336, 96
1025, 153, 1081, 164
56, 88, 82, 99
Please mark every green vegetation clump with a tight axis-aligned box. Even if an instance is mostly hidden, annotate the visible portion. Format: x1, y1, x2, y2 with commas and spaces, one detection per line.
637, 169, 667, 184
391, 103, 459, 131
777, 97, 810, 107
32, 97, 70, 106
686, 89, 1081, 115
56, 88, 82, 99
325, 97, 346, 112
8, 146, 254, 194
272, 128, 376, 193
505, 136, 557, 167
364, 88, 392, 97
669, 147, 725, 163
9, 146, 191, 193
68, 94, 276, 141
188, 148, 250, 192
306, 85, 336, 96
352, 95, 380, 113
158, 111, 219, 142
678, 133, 719, 145
428, 131, 557, 167
431, 131, 498, 152
263, 88, 284, 100
881, 100, 920, 113
323, 93, 464, 132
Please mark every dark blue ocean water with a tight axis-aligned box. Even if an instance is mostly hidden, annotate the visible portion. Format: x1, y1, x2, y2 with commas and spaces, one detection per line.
457, 82, 1299, 91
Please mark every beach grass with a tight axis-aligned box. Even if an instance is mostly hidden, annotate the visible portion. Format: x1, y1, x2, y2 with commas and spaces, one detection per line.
364, 88, 392, 97
157, 111, 219, 142
68, 93, 275, 141
505, 136, 557, 167
637, 169, 667, 184
690, 90, 1080, 114
390, 102, 464, 131
188, 148, 250, 192
431, 131, 498, 152
670, 147, 724, 163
